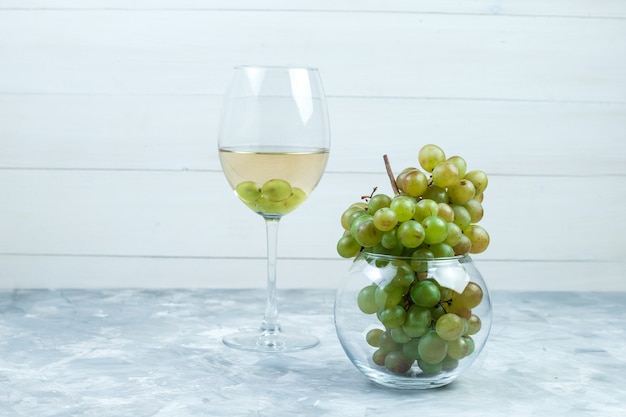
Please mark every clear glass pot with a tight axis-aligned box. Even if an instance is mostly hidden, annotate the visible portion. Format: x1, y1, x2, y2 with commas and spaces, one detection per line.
334, 251, 492, 389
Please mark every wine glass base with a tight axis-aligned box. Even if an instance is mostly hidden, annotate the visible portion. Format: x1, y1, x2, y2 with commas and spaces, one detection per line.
222, 330, 320, 353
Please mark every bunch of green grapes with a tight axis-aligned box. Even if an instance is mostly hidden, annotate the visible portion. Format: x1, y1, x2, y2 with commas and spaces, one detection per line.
235, 179, 307, 216
336, 144, 490, 376
357, 258, 484, 375
336, 144, 490, 259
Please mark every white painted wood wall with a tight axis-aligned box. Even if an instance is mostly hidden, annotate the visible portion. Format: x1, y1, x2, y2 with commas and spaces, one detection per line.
1, 1, 625, 291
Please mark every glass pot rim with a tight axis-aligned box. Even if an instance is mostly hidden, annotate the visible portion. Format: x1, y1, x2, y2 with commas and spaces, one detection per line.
356, 250, 471, 263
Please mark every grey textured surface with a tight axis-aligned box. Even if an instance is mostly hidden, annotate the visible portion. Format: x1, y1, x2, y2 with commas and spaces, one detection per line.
1, 289, 624, 416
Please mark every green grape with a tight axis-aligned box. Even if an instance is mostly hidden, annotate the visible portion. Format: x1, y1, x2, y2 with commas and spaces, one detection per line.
432, 161, 460, 188
372, 348, 387, 366
367, 193, 392, 215
464, 199, 484, 223
422, 184, 449, 203
464, 335, 475, 356
402, 305, 432, 337
444, 222, 463, 247
261, 179, 292, 202
441, 355, 460, 371
466, 314, 482, 335
418, 330, 448, 364
454, 281, 484, 309
410, 280, 441, 308
418, 144, 446, 172
447, 155, 467, 178
352, 216, 383, 248
357, 285, 378, 314
413, 199, 439, 221
436, 203, 454, 222
417, 358, 443, 374
410, 248, 434, 272
448, 180, 476, 205
381, 230, 401, 250
345, 207, 367, 230
399, 169, 429, 197
385, 351, 414, 374
402, 338, 421, 360
390, 195, 416, 222
281, 187, 307, 213
379, 330, 402, 352
390, 260, 415, 287
453, 234, 472, 255
464, 170, 488, 194
375, 284, 404, 309
465, 224, 490, 254
422, 215, 449, 245
366, 328, 384, 347
235, 181, 261, 204
447, 336, 469, 360
397, 220, 425, 248
430, 304, 447, 321
429, 242, 455, 258
390, 327, 411, 344
435, 313, 466, 341
451, 204, 471, 231
379, 305, 407, 329
373, 207, 398, 232
341, 205, 365, 230
336, 234, 361, 258
255, 195, 289, 215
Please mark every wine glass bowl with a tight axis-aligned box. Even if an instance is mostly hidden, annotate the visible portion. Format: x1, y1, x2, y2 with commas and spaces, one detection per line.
218, 66, 330, 352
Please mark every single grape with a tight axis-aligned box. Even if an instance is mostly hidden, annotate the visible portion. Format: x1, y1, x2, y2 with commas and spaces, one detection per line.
447, 155, 467, 178
381, 229, 401, 250
446, 337, 469, 360
464, 199, 484, 223
352, 216, 383, 248
410, 280, 441, 308
366, 328, 384, 347
465, 224, 490, 254
390, 195, 416, 222
367, 193, 392, 215
464, 170, 488, 194
410, 248, 434, 272
429, 242, 455, 258
451, 204, 471, 231
453, 234, 472, 255
372, 349, 387, 366
466, 314, 482, 335
345, 207, 367, 230
417, 358, 443, 374
448, 180, 476, 205
402, 338, 421, 360
436, 203, 454, 222
464, 336, 475, 356
399, 169, 429, 197
422, 184, 449, 203
422, 215, 449, 245
418, 330, 448, 364
403, 305, 432, 337
261, 179, 292, 202
454, 281, 484, 309
357, 285, 378, 314
385, 351, 414, 374
235, 181, 261, 204
281, 187, 307, 213
441, 355, 459, 371
390, 327, 411, 344
444, 222, 463, 247
435, 313, 466, 341
373, 207, 399, 232
413, 199, 439, 221
336, 234, 361, 258
432, 161, 460, 188
418, 144, 446, 172
397, 220, 426, 248
375, 284, 404, 309
379, 305, 407, 329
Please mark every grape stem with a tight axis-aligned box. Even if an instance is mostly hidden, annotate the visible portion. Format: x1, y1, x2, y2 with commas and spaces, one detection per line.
383, 154, 400, 195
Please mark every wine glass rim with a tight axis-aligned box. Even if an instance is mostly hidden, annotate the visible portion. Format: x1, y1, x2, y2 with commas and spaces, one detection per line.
234, 64, 320, 72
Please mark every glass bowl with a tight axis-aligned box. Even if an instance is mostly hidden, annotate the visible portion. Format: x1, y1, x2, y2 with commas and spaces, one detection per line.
334, 251, 492, 389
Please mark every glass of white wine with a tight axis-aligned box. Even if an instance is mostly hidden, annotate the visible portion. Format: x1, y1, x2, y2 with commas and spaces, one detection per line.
218, 66, 331, 352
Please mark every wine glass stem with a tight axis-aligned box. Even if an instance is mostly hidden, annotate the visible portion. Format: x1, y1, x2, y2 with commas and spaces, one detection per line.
261, 217, 281, 334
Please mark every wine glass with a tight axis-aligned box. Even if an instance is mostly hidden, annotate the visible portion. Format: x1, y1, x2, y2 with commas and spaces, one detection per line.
217, 66, 331, 352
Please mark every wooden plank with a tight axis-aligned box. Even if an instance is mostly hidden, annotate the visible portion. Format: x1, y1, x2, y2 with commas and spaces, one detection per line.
1, 170, 623, 262
0, 11, 624, 101
0, 255, 623, 291
2, 95, 625, 175
1, 0, 625, 18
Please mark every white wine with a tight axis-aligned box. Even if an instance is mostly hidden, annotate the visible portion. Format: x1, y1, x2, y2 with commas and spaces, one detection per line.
219, 145, 329, 216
